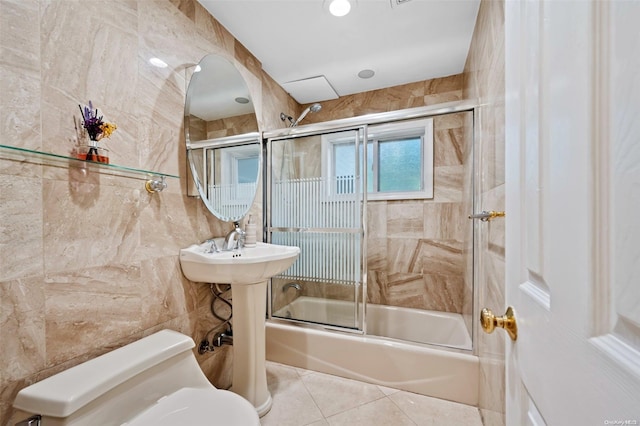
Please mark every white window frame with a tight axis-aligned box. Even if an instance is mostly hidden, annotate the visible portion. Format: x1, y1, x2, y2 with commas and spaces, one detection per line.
321, 118, 434, 201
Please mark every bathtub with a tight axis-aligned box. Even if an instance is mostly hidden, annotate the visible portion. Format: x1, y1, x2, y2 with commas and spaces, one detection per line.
273, 296, 472, 350
266, 297, 478, 406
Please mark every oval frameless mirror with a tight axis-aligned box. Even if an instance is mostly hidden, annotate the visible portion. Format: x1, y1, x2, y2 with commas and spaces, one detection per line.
185, 54, 261, 222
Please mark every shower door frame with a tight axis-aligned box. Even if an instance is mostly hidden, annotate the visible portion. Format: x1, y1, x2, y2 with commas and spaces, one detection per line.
264, 124, 368, 333
263, 100, 480, 350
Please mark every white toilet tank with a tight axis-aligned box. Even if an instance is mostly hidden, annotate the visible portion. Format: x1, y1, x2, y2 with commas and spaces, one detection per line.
13, 330, 259, 426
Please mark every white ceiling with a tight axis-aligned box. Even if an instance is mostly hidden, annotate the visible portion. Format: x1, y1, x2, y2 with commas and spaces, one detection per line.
197, 0, 481, 104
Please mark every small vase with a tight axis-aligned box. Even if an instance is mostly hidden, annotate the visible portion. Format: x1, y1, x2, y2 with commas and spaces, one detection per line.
76, 140, 109, 164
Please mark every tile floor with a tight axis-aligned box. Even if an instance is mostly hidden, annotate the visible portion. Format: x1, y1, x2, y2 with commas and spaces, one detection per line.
261, 361, 483, 426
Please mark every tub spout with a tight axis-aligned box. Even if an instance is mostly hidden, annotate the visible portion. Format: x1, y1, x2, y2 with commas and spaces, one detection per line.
282, 282, 302, 292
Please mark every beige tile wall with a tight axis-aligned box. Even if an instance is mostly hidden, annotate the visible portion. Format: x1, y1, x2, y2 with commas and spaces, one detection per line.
463, 0, 506, 425
0, 0, 293, 424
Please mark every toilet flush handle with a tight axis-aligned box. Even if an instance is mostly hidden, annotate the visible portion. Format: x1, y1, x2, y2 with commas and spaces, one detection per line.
15, 415, 41, 426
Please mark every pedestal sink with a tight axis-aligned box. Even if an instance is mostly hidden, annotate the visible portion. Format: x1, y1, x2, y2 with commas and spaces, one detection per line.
179, 241, 299, 416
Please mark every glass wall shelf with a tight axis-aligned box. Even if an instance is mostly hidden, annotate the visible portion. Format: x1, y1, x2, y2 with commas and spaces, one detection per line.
0, 144, 179, 184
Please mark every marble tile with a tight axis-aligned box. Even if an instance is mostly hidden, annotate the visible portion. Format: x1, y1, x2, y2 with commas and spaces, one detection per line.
366, 270, 388, 305
385, 272, 430, 309
409, 239, 465, 277
386, 201, 424, 238
386, 238, 419, 274
1, 378, 31, 426
433, 165, 465, 203
199, 344, 232, 389
0, 0, 40, 71
39, 1, 138, 156
377, 385, 401, 396
421, 273, 465, 313
139, 256, 197, 329
433, 113, 466, 131
479, 356, 505, 414
301, 371, 385, 418
434, 127, 466, 167
423, 202, 468, 241
425, 74, 463, 94
42, 179, 142, 273
423, 91, 463, 106
0, 175, 43, 281
170, 0, 195, 21
326, 397, 415, 426
480, 408, 506, 426
261, 362, 324, 426
0, 64, 41, 150
194, 1, 235, 53
389, 391, 483, 426
367, 238, 387, 271
43, 264, 143, 366
137, 191, 205, 259
0, 277, 46, 385
366, 201, 387, 238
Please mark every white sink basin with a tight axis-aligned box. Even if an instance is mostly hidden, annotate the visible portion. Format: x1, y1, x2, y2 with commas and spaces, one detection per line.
179, 242, 300, 285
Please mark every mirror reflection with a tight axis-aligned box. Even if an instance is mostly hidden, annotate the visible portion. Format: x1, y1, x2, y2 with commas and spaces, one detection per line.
185, 53, 261, 222
188, 140, 260, 222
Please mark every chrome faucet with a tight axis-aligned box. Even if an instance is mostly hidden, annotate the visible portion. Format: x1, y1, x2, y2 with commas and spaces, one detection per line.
282, 282, 302, 292
223, 222, 246, 251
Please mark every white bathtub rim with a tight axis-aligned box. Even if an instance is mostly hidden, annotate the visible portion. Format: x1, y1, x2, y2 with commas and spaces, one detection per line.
266, 317, 475, 355
267, 320, 475, 358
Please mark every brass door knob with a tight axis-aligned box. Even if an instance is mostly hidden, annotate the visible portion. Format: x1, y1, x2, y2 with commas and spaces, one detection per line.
480, 306, 518, 341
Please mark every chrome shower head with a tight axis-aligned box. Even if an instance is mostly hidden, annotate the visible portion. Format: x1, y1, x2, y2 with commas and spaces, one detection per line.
291, 103, 322, 127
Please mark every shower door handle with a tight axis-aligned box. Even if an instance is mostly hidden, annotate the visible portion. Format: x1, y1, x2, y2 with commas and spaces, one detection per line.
480, 307, 517, 341
468, 210, 505, 222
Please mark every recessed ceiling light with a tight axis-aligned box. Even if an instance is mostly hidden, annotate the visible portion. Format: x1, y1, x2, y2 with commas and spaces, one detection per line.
235, 97, 250, 104
149, 57, 168, 68
194, 65, 202, 72
329, 0, 351, 17
358, 69, 375, 79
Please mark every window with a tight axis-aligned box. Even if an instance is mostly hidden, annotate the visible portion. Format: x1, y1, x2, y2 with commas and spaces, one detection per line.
322, 118, 434, 200
220, 144, 260, 186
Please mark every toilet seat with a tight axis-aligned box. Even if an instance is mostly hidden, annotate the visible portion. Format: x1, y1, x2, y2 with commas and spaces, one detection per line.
124, 387, 260, 426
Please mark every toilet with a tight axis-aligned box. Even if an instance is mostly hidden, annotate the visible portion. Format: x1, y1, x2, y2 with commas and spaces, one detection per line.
13, 330, 260, 425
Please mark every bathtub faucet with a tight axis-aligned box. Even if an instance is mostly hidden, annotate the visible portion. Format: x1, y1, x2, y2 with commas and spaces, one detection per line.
223, 222, 245, 251
283, 282, 302, 292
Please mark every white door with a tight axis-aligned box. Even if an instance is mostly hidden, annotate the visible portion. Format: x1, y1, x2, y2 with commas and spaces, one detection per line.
505, 1, 640, 424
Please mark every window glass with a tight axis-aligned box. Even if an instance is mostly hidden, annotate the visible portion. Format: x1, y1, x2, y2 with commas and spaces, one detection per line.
321, 118, 433, 200
237, 156, 259, 183
333, 143, 373, 193
378, 137, 421, 192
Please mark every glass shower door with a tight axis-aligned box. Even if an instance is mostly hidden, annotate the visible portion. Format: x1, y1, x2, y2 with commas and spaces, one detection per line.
266, 127, 367, 331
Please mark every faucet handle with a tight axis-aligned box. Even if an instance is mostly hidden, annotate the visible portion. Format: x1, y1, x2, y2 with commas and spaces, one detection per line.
205, 239, 219, 253
237, 233, 246, 250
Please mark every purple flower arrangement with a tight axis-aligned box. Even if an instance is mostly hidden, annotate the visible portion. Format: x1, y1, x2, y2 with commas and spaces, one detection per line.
78, 101, 117, 142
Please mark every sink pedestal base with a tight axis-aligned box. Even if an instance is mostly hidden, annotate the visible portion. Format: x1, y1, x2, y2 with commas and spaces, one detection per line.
230, 280, 272, 417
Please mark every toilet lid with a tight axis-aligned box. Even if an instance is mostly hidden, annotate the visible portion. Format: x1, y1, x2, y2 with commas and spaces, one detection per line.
124, 388, 260, 426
